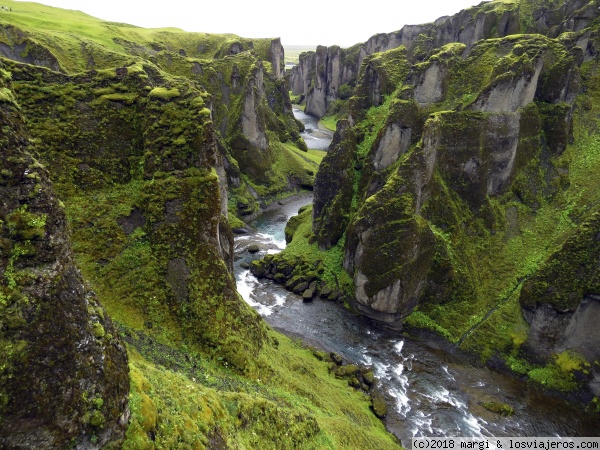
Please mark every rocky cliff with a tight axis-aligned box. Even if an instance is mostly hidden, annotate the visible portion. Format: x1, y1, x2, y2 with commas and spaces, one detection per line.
0, 64, 129, 449
292, 0, 598, 119
296, 0, 600, 400
4, 59, 268, 371
0, 3, 310, 223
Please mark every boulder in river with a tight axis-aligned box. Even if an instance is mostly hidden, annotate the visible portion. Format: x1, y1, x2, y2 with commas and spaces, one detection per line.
302, 288, 315, 301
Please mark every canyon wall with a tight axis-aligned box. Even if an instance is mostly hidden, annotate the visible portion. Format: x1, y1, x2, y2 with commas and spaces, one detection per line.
292, 0, 598, 119
306, 0, 600, 399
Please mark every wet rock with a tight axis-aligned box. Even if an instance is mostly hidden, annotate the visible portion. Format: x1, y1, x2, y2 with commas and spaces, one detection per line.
286, 275, 306, 290
274, 259, 295, 276
330, 353, 344, 365
247, 244, 260, 253
250, 259, 268, 278
302, 288, 315, 301
370, 390, 388, 418
274, 273, 287, 284
293, 281, 309, 295
327, 290, 342, 301
480, 401, 515, 416
363, 371, 375, 386
240, 261, 250, 269
320, 284, 333, 297
335, 364, 360, 378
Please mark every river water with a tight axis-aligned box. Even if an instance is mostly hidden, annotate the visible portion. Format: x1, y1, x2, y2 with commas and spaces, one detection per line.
294, 108, 333, 150
232, 110, 599, 446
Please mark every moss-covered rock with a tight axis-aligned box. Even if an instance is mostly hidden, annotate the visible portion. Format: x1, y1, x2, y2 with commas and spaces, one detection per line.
480, 401, 515, 416
300, 0, 600, 400
0, 63, 129, 450
312, 120, 357, 249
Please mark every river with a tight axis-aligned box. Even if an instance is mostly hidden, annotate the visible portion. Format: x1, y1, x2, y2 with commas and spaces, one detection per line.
232, 110, 599, 447
294, 108, 333, 150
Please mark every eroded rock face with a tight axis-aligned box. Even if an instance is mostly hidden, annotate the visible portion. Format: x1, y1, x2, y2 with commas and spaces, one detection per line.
314, 34, 582, 332
0, 26, 62, 72
268, 38, 285, 80
300, 45, 360, 118
295, 0, 521, 118
241, 63, 268, 151
343, 147, 436, 326
294, 0, 597, 120
305, 46, 329, 118
414, 62, 447, 105
229, 61, 275, 184
372, 123, 411, 171
349, 46, 411, 121
0, 65, 129, 450
520, 213, 600, 374
312, 120, 356, 249
473, 58, 544, 112
531, 0, 600, 37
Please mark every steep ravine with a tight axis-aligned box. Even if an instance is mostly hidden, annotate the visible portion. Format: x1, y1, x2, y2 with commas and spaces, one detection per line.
234, 198, 600, 445
291, 0, 600, 404
1, 0, 600, 445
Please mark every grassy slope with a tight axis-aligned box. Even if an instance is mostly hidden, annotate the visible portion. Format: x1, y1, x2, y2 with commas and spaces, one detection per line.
124, 329, 400, 449
2, 0, 271, 74
64, 182, 398, 449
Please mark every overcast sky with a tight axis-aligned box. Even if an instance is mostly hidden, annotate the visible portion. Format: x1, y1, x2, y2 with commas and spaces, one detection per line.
27, 0, 485, 47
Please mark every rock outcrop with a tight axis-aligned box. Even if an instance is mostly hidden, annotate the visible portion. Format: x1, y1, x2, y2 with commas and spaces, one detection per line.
0, 65, 129, 449
4, 61, 269, 373
340, 34, 581, 324
292, 0, 599, 119
312, 120, 357, 249
306, 5, 600, 396
293, 44, 362, 118
267, 38, 285, 80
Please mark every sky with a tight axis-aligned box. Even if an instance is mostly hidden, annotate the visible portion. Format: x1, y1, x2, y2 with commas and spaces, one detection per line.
26, 0, 485, 48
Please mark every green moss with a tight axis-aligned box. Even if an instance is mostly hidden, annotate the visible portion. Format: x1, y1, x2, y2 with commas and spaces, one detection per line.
277, 205, 353, 296
99, 93, 139, 104
319, 116, 337, 132
555, 350, 590, 373
527, 365, 579, 392
92, 322, 105, 339
148, 87, 180, 101
6, 204, 47, 240
480, 401, 514, 416
405, 311, 454, 341
122, 331, 399, 449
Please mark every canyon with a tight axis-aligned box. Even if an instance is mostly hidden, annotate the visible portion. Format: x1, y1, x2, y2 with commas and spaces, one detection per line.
1, 0, 600, 448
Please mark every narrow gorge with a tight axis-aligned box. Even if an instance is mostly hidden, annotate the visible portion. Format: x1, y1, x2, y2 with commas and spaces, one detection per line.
0, 0, 599, 448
